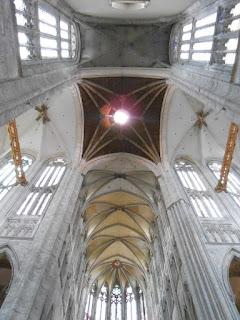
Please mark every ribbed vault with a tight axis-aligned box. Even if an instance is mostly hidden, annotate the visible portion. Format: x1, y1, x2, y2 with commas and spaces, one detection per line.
79, 77, 167, 163
81, 163, 157, 291
84, 191, 155, 291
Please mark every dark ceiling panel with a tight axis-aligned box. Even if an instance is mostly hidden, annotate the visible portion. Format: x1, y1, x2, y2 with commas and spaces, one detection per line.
79, 77, 167, 163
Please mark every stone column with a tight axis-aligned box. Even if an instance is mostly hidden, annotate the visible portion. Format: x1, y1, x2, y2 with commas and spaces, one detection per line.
158, 164, 239, 320
0, 0, 20, 81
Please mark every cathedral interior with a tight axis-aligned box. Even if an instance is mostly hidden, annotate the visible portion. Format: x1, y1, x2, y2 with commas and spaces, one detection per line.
1, 0, 240, 319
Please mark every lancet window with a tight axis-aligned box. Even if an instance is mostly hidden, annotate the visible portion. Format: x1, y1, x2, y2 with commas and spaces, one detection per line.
126, 285, 137, 320
14, 0, 77, 61
0, 154, 33, 201
85, 283, 146, 320
95, 284, 108, 320
0, 253, 12, 308
138, 287, 147, 320
84, 284, 96, 320
175, 159, 223, 218
111, 284, 122, 320
229, 256, 240, 313
208, 161, 240, 207
16, 158, 66, 216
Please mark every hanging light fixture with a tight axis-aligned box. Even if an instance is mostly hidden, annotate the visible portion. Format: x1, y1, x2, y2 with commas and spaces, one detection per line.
110, 0, 150, 10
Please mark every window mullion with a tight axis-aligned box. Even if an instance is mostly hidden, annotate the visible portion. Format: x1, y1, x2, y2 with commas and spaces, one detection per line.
32, 0, 41, 60
231, 22, 240, 82
189, 18, 196, 62
210, 6, 222, 65
56, 13, 61, 59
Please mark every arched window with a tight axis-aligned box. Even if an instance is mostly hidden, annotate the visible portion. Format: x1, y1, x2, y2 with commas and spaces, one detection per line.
0, 154, 33, 201
175, 159, 222, 218
95, 284, 108, 320
16, 158, 66, 216
84, 284, 96, 320
111, 284, 122, 320
229, 256, 240, 313
14, 0, 77, 61
208, 161, 240, 207
126, 285, 137, 320
0, 253, 12, 308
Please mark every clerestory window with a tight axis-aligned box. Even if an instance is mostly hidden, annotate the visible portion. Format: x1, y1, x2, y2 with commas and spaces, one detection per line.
126, 285, 137, 320
180, 12, 217, 63
16, 158, 66, 216
0, 154, 33, 201
84, 284, 96, 320
85, 283, 146, 320
178, 1, 240, 69
175, 159, 223, 219
95, 284, 108, 320
14, 0, 77, 61
111, 284, 122, 320
208, 161, 240, 207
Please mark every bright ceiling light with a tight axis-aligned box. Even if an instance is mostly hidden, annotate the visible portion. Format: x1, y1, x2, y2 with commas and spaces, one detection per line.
110, 0, 150, 10
113, 109, 129, 125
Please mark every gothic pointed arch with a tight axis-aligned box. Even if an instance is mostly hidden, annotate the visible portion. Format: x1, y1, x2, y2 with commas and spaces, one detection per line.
0, 252, 13, 308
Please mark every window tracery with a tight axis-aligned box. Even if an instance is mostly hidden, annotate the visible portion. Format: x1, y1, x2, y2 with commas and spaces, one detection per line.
178, 1, 240, 68
175, 159, 223, 218
14, 0, 77, 61
0, 154, 33, 201
208, 161, 240, 207
16, 158, 66, 216
85, 283, 146, 320
111, 284, 122, 320
215, 2, 240, 66
180, 12, 217, 63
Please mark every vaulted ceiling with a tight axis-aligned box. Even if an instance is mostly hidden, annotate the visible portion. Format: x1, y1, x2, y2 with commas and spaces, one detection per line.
81, 165, 158, 289
79, 77, 167, 163
84, 192, 155, 290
